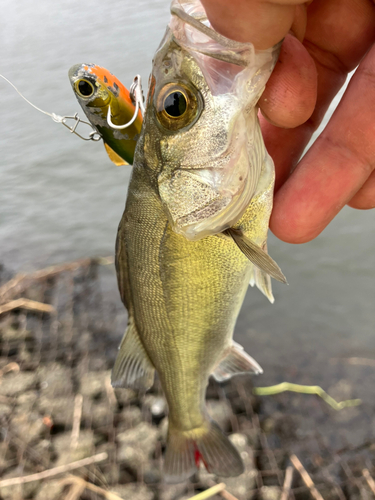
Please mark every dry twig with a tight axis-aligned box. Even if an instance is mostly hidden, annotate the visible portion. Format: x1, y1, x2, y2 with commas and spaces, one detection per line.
0, 298, 56, 316
290, 454, 324, 500
0, 362, 20, 378
61, 475, 126, 500
0, 257, 101, 305
0, 452, 108, 488
188, 483, 228, 500
70, 394, 83, 450
362, 469, 375, 495
281, 465, 294, 500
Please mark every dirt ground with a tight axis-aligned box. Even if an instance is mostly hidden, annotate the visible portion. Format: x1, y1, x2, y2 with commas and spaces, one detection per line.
0, 259, 374, 500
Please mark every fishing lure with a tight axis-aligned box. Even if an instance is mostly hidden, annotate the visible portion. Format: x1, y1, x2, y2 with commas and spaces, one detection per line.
69, 64, 144, 165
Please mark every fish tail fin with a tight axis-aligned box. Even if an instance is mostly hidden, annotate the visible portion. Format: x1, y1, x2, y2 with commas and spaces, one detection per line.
164, 419, 244, 483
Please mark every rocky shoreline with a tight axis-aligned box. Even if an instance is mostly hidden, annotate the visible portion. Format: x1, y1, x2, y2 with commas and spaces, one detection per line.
0, 259, 374, 500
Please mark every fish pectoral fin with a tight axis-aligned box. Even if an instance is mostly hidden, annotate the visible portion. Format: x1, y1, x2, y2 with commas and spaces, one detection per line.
104, 142, 129, 166
111, 318, 155, 391
226, 228, 287, 284
164, 419, 244, 483
249, 242, 275, 303
212, 341, 263, 382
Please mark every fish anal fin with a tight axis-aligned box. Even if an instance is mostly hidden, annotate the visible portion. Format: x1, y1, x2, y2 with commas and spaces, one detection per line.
164, 419, 244, 483
226, 228, 287, 284
111, 318, 155, 391
104, 142, 129, 166
212, 341, 263, 382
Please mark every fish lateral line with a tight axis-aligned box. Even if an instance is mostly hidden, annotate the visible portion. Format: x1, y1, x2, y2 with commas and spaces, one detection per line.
0, 73, 101, 142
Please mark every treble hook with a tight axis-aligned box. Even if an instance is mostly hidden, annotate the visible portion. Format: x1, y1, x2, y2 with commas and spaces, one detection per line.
107, 74, 145, 130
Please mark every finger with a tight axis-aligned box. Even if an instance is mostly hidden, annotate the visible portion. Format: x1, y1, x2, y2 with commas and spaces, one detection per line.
270, 42, 375, 243
348, 170, 375, 210
258, 34, 317, 129
200, 0, 303, 49
262, 0, 375, 215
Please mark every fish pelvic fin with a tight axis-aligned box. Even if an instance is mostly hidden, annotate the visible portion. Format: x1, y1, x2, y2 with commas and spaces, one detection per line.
164, 419, 244, 483
226, 228, 287, 284
111, 317, 155, 391
212, 341, 263, 382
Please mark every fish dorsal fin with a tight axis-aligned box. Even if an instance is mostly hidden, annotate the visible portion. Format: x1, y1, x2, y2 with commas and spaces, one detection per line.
226, 228, 287, 284
104, 142, 129, 166
212, 341, 263, 382
111, 318, 155, 391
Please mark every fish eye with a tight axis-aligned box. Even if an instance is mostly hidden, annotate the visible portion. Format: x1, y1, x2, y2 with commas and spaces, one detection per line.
155, 83, 200, 131
163, 91, 187, 118
75, 79, 95, 98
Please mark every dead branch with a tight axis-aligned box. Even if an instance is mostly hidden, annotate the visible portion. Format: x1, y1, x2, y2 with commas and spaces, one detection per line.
362, 469, 375, 495
0, 298, 56, 316
61, 475, 127, 500
0, 362, 20, 378
290, 454, 324, 500
280, 465, 294, 500
70, 394, 83, 450
0, 257, 102, 305
0, 452, 108, 488
188, 483, 227, 500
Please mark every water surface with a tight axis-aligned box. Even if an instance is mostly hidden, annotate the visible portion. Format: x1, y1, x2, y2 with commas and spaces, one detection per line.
1, 0, 374, 455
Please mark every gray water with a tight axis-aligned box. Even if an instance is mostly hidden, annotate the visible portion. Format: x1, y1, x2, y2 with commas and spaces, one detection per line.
1, 0, 374, 454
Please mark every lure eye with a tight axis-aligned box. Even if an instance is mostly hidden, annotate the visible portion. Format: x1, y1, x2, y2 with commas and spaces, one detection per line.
156, 83, 200, 131
75, 79, 95, 98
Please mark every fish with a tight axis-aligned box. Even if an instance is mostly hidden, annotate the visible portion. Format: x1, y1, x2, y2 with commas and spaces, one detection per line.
112, 0, 285, 482
68, 63, 142, 165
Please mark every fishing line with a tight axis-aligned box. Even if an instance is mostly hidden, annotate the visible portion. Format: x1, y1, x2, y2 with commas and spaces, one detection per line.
0, 73, 101, 141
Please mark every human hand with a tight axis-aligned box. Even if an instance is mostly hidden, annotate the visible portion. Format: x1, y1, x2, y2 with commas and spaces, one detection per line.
201, 0, 375, 243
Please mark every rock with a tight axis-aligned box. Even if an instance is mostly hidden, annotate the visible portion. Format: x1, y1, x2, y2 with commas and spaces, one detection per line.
15, 390, 38, 413
159, 483, 189, 500
38, 395, 74, 427
117, 422, 159, 472
206, 400, 233, 432
113, 387, 137, 405
117, 405, 143, 430
0, 403, 12, 420
53, 430, 95, 466
34, 479, 65, 500
10, 411, 46, 444
218, 433, 257, 500
82, 399, 113, 429
38, 363, 73, 398
0, 371, 36, 396
0, 472, 40, 500
143, 394, 167, 419
0, 482, 23, 500
109, 483, 154, 500
80, 370, 111, 400
260, 486, 281, 500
